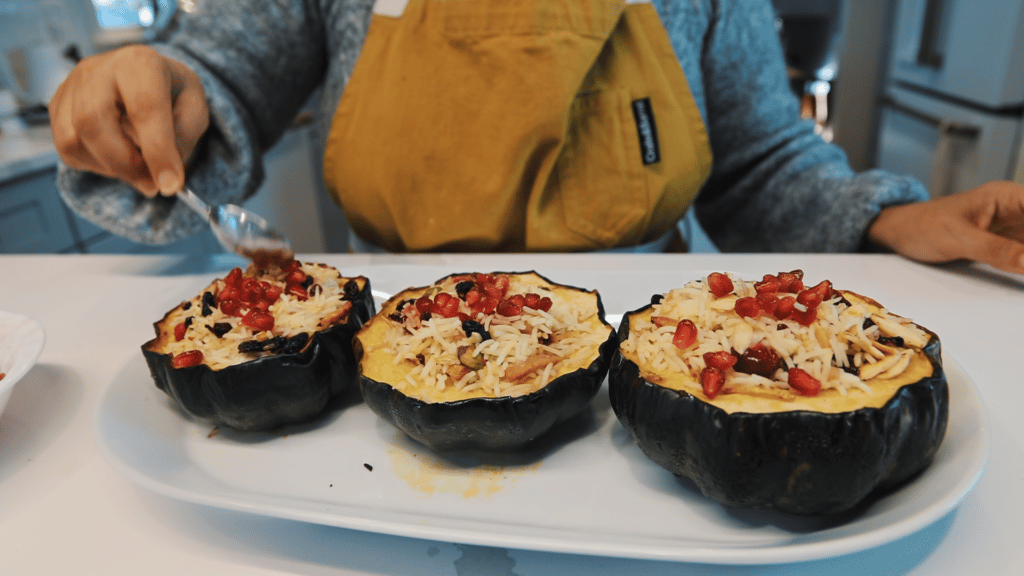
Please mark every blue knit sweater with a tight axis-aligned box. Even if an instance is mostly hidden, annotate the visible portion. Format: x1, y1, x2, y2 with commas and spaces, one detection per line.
57, 0, 928, 252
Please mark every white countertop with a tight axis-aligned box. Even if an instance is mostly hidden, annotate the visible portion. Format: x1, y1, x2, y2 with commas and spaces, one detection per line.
0, 253, 1020, 575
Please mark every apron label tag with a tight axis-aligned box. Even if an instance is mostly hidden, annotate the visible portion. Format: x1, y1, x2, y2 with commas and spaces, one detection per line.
631, 98, 660, 165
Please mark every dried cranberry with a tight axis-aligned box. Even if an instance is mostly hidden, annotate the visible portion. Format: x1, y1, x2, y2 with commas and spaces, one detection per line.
343, 279, 360, 300
206, 322, 232, 338
461, 319, 491, 341
734, 342, 781, 377
455, 281, 475, 300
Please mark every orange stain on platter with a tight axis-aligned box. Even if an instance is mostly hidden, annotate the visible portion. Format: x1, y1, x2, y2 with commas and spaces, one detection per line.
385, 432, 542, 498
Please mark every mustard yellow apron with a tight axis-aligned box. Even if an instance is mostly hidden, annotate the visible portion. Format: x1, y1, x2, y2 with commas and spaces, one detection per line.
323, 0, 712, 252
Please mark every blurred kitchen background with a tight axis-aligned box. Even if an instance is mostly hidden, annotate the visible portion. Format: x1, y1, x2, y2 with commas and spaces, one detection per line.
1, 0, 1022, 255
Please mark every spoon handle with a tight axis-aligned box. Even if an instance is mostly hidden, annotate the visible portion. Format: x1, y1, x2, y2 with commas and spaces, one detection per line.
177, 187, 212, 218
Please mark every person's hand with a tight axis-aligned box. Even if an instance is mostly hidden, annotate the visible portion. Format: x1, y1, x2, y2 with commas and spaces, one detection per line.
868, 180, 1024, 275
49, 45, 209, 198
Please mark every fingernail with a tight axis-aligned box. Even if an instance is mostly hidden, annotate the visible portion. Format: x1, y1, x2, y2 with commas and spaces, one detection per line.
157, 170, 178, 193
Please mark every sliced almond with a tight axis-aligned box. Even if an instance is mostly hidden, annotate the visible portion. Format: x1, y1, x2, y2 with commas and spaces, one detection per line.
871, 314, 929, 348
859, 351, 904, 380
877, 350, 913, 380
730, 321, 754, 354
709, 295, 738, 311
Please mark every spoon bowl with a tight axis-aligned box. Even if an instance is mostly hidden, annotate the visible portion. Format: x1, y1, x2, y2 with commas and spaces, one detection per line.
177, 187, 294, 267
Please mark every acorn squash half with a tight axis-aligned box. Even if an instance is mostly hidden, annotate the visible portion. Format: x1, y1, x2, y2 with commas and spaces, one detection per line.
142, 262, 375, 432
609, 271, 949, 515
355, 271, 616, 452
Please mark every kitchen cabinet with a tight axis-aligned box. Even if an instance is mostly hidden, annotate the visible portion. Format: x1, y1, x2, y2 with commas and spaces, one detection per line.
0, 122, 332, 255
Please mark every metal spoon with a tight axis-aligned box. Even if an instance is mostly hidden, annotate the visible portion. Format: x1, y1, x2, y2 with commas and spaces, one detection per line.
176, 186, 294, 268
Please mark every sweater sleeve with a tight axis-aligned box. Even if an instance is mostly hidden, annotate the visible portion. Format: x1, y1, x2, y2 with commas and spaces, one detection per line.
675, 0, 929, 253
56, 0, 331, 245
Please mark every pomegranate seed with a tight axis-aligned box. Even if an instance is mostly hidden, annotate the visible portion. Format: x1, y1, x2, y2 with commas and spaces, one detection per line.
465, 287, 482, 307
218, 285, 241, 302
796, 289, 823, 309
703, 351, 738, 371
174, 322, 187, 341
284, 259, 301, 274
791, 306, 817, 326
496, 298, 523, 317
787, 367, 821, 396
224, 267, 243, 287
482, 283, 503, 299
755, 292, 779, 316
439, 298, 460, 318
263, 285, 283, 302
476, 273, 495, 285
415, 295, 432, 313
493, 275, 510, 296
478, 297, 499, 314
777, 270, 804, 293
253, 299, 272, 312
171, 350, 204, 369
707, 272, 734, 298
286, 284, 309, 301
287, 270, 307, 285
754, 274, 780, 293
701, 366, 726, 399
808, 280, 834, 302
524, 293, 541, 309
219, 298, 241, 316
735, 296, 760, 318
537, 297, 553, 312
672, 319, 698, 350
734, 342, 781, 377
242, 310, 275, 331
774, 296, 795, 320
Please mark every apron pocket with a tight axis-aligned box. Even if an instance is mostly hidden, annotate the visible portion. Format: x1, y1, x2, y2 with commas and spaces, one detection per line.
556, 89, 649, 247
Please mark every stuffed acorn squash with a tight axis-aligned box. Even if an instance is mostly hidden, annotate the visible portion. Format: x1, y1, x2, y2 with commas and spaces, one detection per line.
355, 271, 616, 452
143, 260, 375, 432
609, 270, 948, 515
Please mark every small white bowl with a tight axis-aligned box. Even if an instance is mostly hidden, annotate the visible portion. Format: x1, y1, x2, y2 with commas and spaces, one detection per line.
0, 311, 46, 416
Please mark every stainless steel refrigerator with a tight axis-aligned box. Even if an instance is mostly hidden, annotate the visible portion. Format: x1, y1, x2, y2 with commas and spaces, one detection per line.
875, 0, 1024, 197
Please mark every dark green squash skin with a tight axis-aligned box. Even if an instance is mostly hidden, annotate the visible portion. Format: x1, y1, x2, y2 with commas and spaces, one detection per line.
356, 271, 617, 452
608, 303, 949, 515
142, 277, 376, 432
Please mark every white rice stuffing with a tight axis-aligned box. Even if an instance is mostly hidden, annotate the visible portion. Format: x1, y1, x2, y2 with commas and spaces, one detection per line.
382, 274, 610, 399
621, 273, 930, 395
153, 262, 359, 370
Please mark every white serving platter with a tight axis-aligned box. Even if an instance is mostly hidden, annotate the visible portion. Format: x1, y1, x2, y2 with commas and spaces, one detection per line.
93, 266, 989, 564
